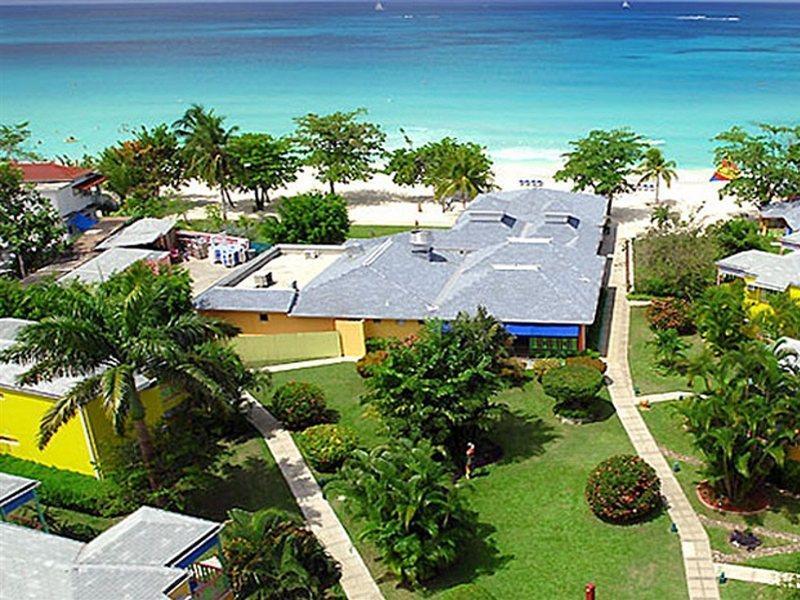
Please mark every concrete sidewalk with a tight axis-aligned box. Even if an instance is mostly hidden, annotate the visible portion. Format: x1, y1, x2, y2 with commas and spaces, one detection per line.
262, 356, 358, 373
714, 563, 799, 588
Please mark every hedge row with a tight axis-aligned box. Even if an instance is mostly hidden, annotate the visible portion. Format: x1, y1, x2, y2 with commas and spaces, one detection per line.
0, 455, 118, 517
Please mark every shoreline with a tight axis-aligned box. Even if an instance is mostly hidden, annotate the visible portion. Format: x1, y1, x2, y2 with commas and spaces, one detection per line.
177, 162, 751, 238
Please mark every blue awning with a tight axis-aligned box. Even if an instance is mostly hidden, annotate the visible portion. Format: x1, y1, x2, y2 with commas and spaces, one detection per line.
0, 489, 37, 516
504, 324, 580, 338
68, 212, 98, 232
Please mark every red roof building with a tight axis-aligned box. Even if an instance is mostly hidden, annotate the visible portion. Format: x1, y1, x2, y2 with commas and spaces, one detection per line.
13, 162, 94, 183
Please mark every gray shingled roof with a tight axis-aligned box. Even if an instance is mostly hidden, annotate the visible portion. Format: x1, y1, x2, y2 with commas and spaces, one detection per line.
59, 247, 169, 284
0, 472, 39, 509
0, 318, 152, 398
96, 217, 176, 250
196, 189, 609, 326
760, 200, 800, 231
781, 231, 800, 251
1, 505, 221, 599
717, 249, 800, 292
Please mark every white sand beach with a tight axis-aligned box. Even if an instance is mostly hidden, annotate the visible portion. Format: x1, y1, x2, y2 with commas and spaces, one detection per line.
178, 162, 753, 239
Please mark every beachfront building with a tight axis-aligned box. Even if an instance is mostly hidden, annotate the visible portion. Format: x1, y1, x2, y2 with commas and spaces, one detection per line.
195, 189, 609, 363
716, 241, 800, 308
759, 199, 800, 235
1, 502, 230, 599
13, 162, 109, 234
0, 318, 182, 477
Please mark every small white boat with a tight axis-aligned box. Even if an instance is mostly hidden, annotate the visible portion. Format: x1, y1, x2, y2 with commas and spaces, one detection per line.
375, 1, 384, 11
622, 1, 631, 8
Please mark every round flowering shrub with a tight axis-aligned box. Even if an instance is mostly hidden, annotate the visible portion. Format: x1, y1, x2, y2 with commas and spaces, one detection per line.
646, 298, 695, 335
566, 355, 607, 375
542, 364, 604, 420
585, 455, 662, 524
355, 350, 389, 378
271, 381, 329, 431
531, 358, 562, 382
299, 424, 359, 472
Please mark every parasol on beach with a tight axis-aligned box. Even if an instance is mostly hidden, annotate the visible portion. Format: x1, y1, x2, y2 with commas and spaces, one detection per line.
710, 158, 740, 182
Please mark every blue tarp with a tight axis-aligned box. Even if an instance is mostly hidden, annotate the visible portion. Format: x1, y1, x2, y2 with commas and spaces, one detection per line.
68, 212, 98, 232
504, 323, 580, 338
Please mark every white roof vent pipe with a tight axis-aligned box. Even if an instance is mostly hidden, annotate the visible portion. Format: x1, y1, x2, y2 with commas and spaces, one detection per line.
410, 229, 433, 253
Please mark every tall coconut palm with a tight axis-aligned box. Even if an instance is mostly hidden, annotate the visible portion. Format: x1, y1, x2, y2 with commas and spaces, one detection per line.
637, 147, 678, 203
0, 263, 249, 490
432, 143, 495, 209
174, 104, 238, 219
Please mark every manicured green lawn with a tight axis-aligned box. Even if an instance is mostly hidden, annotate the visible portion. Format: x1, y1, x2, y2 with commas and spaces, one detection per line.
347, 224, 446, 239
261, 364, 688, 599
628, 307, 703, 396
720, 580, 786, 599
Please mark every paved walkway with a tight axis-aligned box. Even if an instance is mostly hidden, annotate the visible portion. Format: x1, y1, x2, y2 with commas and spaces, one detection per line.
605, 242, 720, 600
245, 396, 384, 600
262, 356, 358, 373
637, 391, 694, 404
714, 563, 799, 588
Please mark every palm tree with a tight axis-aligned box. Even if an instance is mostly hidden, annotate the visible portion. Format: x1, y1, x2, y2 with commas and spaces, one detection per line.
432, 144, 495, 209
0, 264, 248, 490
637, 147, 677, 203
174, 104, 238, 219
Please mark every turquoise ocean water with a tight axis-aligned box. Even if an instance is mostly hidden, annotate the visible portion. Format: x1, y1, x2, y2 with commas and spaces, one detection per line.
1, 1, 798, 166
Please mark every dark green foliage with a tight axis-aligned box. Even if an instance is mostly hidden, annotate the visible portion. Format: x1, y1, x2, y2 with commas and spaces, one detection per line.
293, 108, 385, 194
271, 381, 331, 431
354, 349, 389, 378
565, 355, 607, 374
585, 455, 662, 524
223, 507, 341, 599
634, 227, 719, 299
554, 128, 646, 200
531, 357, 563, 382
0, 121, 41, 161
541, 365, 604, 404
713, 123, 800, 206
228, 133, 300, 210
363, 308, 519, 456
647, 328, 690, 373
707, 217, 773, 257
0, 161, 66, 277
45, 510, 105, 542
264, 192, 350, 245
680, 341, 800, 504
298, 424, 359, 472
97, 124, 183, 201
0, 276, 88, 320
331, 439, 475, 586
691, 283, 749, 353
0, 454, 116, 516
645, 297, 695, 334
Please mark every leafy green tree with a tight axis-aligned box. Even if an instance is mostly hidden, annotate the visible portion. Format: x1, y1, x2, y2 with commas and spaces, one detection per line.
648, 328, 689, 373
636, 147, 677, 203
0, 276, 89, 320
364, 307, 523, 456
264, 192, 350, 245
386, 137, 495, 208
555, 128, 646, 202
0, 121, 41, 161
174, 104, 238, 218
98, 124, 183, 201
679, 341, 800, 505
713, 123, 800, 206
331, 439, 475, 586
0, 263, 252, 490
223, 507, 341, 599
0, 162, 66, 277
706, 217, 773, 257
228, 133, 300, 211
293, 108, 385, 194
691, 283, 750, 353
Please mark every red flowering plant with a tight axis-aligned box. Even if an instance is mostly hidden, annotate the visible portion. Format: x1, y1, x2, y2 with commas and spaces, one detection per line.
585, 455, 662, 524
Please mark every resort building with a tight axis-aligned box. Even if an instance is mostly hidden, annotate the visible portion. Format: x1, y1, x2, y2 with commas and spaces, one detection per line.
13, 162, 109, 235
1, 482, 230, 600
195, 189, 609, 362
0, 318, 182, 477
716, 247, 800, 306
759, 199, 800, 235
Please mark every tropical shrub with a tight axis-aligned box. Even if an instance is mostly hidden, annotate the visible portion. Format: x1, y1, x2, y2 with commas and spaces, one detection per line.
332, 439, 475, 586
46, 511, 104, 542
355, 349, 388, 378
0, 455, 115, 516
542, 364, 604, 420
270, 381, 330, 431
648, 328, 690, 373
263, 192, 350, 245
565, 355, 607, 374
298, 424, 359, 472
646, 297, 695, 334
707, 217, 772, 257
585, 455, 662, 523
363, 307, 519, 457
531, 358, 562, 381
223, 507, 341, 599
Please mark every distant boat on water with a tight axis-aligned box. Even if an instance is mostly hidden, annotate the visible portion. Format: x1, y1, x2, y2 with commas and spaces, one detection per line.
622, 1, 631, 8
375, 1, 384, 11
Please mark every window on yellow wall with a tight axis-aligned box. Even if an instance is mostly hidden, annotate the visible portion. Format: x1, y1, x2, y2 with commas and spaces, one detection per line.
397, 320, 406, 325
259, 313, 270, 322
373, 319, 382, 323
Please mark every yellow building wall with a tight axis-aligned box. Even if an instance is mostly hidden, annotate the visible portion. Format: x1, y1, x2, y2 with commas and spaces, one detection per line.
789, 285, 800, 303
364, 319, 422, 340
335, 320, 366, 357
0, 387, 95, 476
202, 310, 335, 335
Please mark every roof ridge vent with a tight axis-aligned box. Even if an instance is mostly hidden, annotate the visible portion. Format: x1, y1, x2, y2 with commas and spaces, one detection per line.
507, 237, 552, 244
363, 239, 393, 266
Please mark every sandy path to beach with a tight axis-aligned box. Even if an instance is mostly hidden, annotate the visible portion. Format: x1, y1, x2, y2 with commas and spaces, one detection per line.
178, 162, 752, 238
